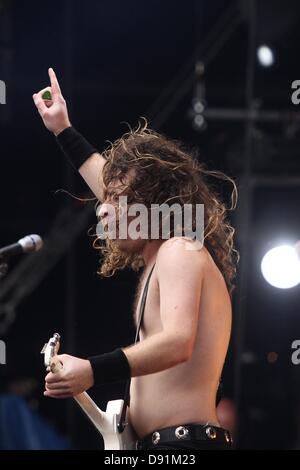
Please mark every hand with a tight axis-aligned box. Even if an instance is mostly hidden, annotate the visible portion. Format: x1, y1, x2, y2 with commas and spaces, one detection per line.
44, 354, 94, 399
33, 68, 71, 135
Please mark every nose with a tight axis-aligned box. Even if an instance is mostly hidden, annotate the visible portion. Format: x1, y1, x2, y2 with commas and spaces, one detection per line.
98, 202, 110, 220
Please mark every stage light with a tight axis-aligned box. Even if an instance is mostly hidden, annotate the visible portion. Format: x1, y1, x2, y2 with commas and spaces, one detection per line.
189, 61, 207, 132
193, 100, 205, 114
193, 114, 205, 129
257, 45, 274, 67
261, 245, 300, 289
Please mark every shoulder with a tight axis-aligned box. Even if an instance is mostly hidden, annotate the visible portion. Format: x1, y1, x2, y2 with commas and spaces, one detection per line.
156, 237, 208, 278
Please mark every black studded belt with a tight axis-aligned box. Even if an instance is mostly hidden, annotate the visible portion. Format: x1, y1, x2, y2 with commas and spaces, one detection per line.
136, 423, 232, 450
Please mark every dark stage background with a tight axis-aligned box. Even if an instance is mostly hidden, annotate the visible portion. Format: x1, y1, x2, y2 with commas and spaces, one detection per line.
1, 0, 300, 449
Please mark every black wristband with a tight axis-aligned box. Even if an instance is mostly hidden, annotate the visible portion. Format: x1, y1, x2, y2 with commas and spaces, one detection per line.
56, 126, 99, 170
88, 348, 131, 387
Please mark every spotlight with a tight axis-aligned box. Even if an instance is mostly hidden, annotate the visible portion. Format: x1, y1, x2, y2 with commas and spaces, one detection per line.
189, 61, 207, 132
257, 45, 274, 67
261, 245, 300, 289
193, 114, 205, 128
193, 100, 205, 114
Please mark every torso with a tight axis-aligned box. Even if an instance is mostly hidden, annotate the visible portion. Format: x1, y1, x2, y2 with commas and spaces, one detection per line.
128, 244, 232, 439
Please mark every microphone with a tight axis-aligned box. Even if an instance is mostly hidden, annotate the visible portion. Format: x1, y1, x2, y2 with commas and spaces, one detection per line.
0, 234, 43, 259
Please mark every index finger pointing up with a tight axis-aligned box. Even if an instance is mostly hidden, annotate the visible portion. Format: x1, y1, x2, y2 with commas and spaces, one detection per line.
48, 67, 61, 98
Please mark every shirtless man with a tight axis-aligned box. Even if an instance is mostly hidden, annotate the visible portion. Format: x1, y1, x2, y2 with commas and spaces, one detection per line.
33, 68, 236, 450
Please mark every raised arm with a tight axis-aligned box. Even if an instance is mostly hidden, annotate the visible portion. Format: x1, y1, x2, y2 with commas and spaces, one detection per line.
32, 68, 106, 201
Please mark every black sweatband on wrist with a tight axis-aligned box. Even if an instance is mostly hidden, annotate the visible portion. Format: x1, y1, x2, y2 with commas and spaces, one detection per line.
56, 126, 99, 170
88, 348, 131, 387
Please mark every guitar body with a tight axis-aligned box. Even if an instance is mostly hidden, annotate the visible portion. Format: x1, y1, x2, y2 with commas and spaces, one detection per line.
74, 394, 137, 450
41, 333, 137, 450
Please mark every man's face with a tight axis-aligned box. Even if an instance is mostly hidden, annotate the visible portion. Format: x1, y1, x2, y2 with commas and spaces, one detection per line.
98, 180, 148, 254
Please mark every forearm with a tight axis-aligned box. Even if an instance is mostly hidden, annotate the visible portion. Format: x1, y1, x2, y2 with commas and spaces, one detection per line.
56, 126, 106, 201
88, 333, 190, 388
122, 332, 190, 377
79, 152, 106, 201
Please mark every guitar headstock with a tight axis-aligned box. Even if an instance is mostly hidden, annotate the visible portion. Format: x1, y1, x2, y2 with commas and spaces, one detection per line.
41, 332, 61, 372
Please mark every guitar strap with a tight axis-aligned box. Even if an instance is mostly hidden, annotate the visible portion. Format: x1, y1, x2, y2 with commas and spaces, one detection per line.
118, 263, 156, 433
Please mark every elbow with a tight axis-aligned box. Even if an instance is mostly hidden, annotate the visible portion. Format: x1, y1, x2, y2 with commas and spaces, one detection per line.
164, 333, 194, 365
177, 339, 194, 363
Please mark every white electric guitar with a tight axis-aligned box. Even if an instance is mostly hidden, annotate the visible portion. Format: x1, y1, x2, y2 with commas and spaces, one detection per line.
41, 333, 137, 450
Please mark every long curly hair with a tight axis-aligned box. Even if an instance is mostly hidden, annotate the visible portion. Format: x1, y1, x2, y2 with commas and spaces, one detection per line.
94, 120, 238, 294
